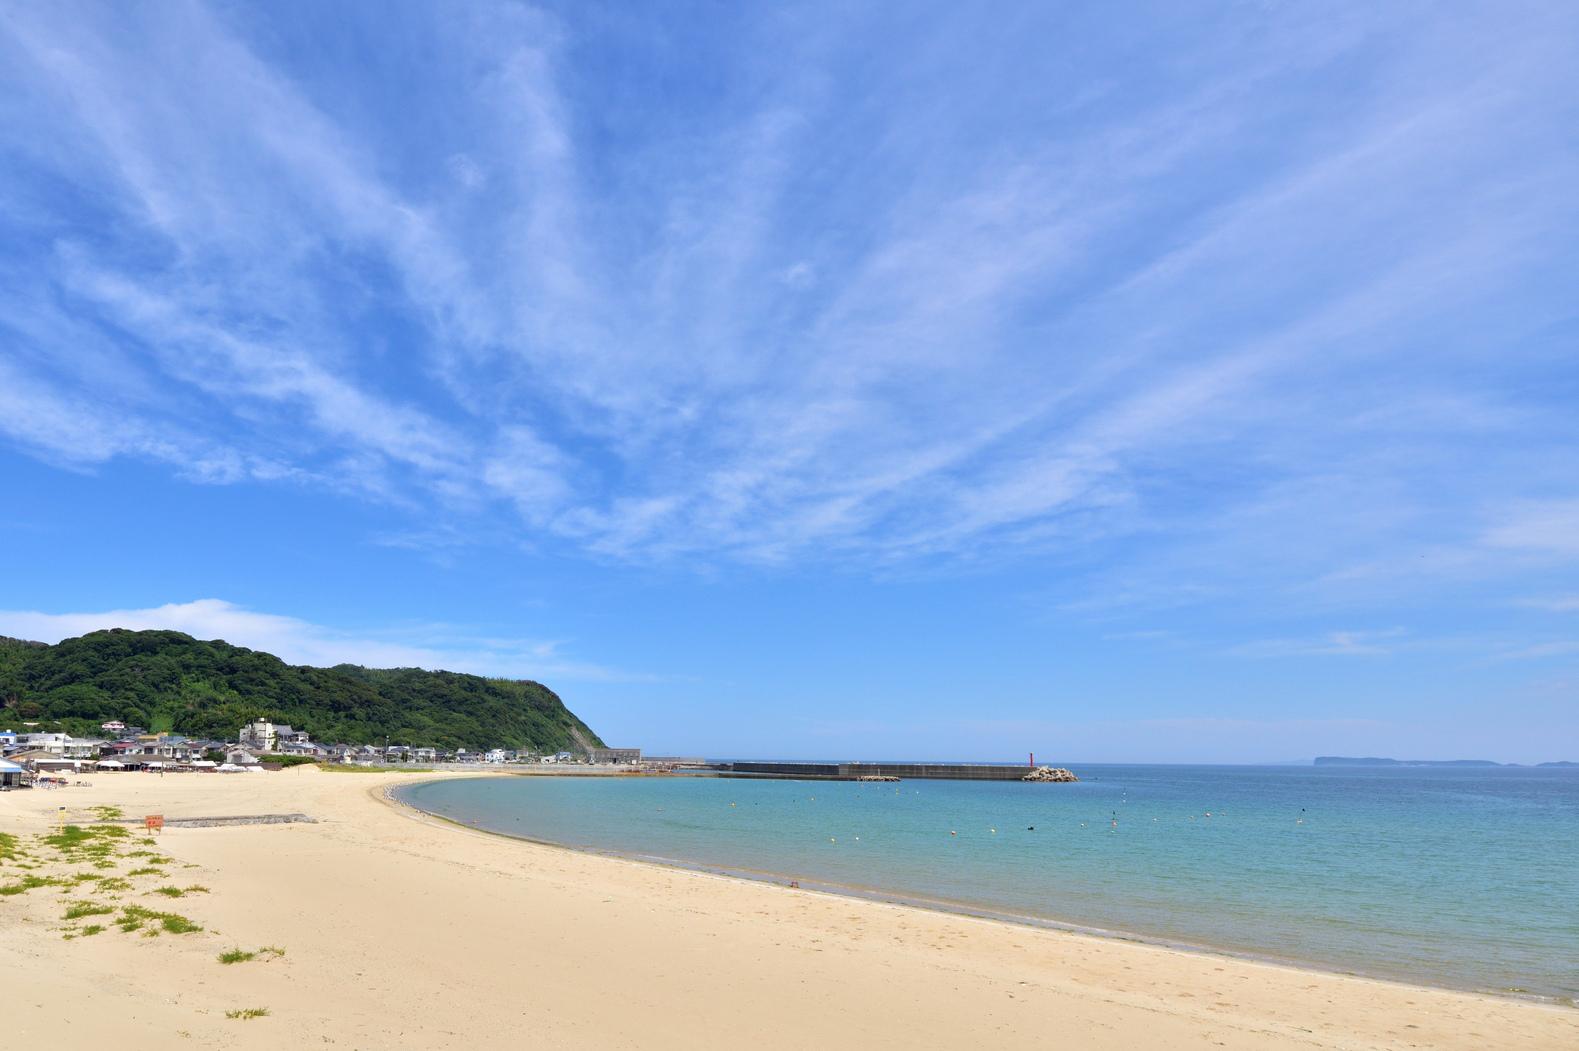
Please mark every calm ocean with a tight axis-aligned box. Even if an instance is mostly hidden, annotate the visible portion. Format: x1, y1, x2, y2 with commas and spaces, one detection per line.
396, 764, 1579, 1001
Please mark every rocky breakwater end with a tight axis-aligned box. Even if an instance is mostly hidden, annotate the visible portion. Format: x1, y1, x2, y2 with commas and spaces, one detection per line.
1022, 766, 1079, 782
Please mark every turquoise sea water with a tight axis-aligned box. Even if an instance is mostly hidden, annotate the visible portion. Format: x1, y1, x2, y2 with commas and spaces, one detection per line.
397, 765, 1579, 1001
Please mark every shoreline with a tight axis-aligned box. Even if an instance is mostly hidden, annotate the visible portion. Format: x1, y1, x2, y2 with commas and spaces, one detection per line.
5, 767, 1575, 1049
386, 776, 1571, 1008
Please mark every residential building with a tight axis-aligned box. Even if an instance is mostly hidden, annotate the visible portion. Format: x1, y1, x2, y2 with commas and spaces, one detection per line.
20, 732, 69, 754
114, 737, 197, 762
279, 739, 326, 757
239, 720, 276, 751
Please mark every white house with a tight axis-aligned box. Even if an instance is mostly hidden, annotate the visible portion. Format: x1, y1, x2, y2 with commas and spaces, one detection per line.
100, 720, 126, 733
239, 721, 273, 751
21, 732, 69, 754
239, 721, 311, 752
278, 739, 324, 757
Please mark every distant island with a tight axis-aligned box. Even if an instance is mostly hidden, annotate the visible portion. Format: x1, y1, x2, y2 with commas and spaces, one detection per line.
1315, 756, 1575, 768
0, 628, 602, 753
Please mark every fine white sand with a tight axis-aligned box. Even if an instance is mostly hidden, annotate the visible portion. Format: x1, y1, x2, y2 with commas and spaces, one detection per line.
3, 767, 1575, 1049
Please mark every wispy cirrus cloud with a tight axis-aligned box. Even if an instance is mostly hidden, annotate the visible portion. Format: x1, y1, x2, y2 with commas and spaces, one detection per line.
1518, 595, 1579, 613
0, 0, 1575, 612
1226, 628, 1408, 659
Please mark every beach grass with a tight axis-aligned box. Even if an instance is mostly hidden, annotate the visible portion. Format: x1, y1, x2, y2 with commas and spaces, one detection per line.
64, 900, 114, 920
153, 884, 210, 898
117, 905, 202, 935
0, 874, 68, 895
225, 1008, 270, 1020
219, 945, 285, 965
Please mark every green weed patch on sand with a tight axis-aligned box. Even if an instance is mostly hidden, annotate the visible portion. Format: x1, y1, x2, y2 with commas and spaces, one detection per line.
117, 905, 202, 935
64, 900, 114, 920
219, 946, 285, 965
225, 1008, 270, 1020
0, 874, 68, 896
152, 884, 210, 898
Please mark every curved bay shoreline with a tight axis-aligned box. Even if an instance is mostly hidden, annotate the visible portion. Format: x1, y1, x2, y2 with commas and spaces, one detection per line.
387, 773, 1573, 1009
2, 766, 1573, 1049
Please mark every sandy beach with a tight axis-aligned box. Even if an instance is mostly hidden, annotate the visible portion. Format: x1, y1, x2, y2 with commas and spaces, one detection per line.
3, 767, 1574, 1050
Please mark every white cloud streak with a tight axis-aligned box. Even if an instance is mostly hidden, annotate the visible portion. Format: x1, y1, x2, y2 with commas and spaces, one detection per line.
0, 0, 1575, 607
0, 600, 649, 683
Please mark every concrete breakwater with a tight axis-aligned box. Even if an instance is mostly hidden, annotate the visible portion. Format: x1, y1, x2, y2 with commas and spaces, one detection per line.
710, 761, 1078, 782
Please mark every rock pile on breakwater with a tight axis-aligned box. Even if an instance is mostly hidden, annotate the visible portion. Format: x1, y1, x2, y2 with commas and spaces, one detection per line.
1022, 766, 1078, 782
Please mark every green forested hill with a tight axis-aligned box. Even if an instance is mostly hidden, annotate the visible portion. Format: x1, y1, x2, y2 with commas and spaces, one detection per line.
0, 629, 603, 752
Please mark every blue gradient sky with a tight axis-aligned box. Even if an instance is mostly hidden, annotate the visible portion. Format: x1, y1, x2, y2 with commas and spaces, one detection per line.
2, 2, 1577, 762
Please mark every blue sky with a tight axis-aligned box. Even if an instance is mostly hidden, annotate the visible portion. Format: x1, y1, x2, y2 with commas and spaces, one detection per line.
2, 1, 1577, 762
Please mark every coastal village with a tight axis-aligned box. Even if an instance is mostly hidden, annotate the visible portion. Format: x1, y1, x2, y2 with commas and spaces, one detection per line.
0, 718, 666, 788
0, 722, 1080, 789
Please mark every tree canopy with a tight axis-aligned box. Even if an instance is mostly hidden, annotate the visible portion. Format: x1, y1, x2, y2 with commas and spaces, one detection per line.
0, 629, 602, 752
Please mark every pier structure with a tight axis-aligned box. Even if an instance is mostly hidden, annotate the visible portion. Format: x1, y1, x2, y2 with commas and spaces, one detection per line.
709, 761, 1076, 782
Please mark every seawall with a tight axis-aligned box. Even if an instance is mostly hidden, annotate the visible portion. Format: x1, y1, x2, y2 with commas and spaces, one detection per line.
710, 761, 1071, 782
